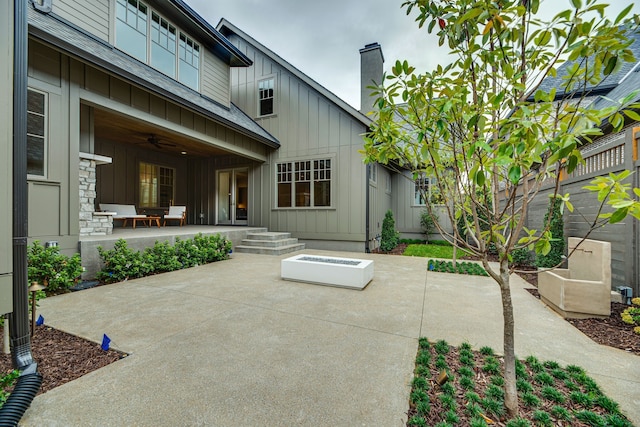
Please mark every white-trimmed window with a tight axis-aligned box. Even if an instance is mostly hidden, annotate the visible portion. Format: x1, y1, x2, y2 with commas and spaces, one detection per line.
139, 162, 175, 207
115, 1, 200, 90
258, 78, 275, 116
115, 0, 148, 62
368, 163, 377, 184
414, 174, 434, 206
27, 89, 47, 177
178, 33, 200, 90
277, 159, 331, 207
151, 12, 176, 78
385, 174, 392, 194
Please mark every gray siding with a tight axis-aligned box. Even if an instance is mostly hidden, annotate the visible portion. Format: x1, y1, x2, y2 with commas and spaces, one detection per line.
27, 40, 79, 253
202, 50, 231, 106
228, 36, 370, 248
526, 125, 639, 295
53, 0, 110, 42
393, 171, 453, 241
76, 64, 268, 160
368, 165, 392, 250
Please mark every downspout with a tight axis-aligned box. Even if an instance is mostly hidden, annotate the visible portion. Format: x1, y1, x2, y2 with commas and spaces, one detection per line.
365, 159, 371, 253
0, 0, 44, 424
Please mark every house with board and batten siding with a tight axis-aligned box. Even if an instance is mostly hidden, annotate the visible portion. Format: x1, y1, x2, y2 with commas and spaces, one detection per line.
3, 0, 419, 279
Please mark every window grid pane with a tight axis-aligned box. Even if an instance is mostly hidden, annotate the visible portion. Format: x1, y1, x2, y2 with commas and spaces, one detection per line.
26, 89, 46, 176
178, 33, 200, 90
277, 159, 331, 208
258, 78, 274, 116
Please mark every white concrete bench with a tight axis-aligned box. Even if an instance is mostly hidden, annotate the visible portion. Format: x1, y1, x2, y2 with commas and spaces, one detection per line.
538, 237, 611, 318
281, 254, 374, 290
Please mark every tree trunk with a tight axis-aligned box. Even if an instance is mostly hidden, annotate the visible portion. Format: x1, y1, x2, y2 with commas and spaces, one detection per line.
499, 258, 518, 418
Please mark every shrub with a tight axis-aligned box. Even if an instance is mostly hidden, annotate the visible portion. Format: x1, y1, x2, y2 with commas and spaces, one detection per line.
510, 247, 535, 268
420, 209, 438, 243
521, 391, 540, 408
97, 239, 152, 283
532, 410, 553, 427
380, 210, 399, 252
27, 241, 83, 293
540, 386, 565, 403
621, 298, 640, 334
550, 405, 572, 421
536, 197, 565, 269
0, 370, 19, 408
434, 339, 450, 355
97, 234, 231, 283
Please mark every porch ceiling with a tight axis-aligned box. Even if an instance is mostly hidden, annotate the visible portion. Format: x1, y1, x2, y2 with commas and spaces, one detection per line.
93, 108, 229, 157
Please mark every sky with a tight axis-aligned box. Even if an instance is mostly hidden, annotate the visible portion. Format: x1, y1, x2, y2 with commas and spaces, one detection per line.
188, 0, 638, 110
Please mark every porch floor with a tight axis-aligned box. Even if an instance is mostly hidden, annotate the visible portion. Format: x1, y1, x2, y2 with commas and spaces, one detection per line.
80, 225, 266, 243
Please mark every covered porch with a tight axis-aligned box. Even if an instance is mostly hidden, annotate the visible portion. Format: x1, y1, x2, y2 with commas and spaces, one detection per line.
79, 225, 268, 279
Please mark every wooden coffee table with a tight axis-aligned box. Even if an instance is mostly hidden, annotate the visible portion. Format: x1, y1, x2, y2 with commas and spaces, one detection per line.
145, 215, 161, 228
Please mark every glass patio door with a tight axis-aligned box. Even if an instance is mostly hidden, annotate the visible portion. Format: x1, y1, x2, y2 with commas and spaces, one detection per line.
217, 169, 248, 225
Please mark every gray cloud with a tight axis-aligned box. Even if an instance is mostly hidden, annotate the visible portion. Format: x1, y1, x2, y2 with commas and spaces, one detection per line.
189, 0, 637, 109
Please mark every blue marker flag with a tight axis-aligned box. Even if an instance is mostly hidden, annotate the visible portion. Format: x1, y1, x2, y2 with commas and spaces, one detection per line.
36, 314, 44, 326
101, 334, 111, 351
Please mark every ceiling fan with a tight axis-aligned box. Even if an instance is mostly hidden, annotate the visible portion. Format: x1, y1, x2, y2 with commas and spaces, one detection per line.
145, 134, 176, 149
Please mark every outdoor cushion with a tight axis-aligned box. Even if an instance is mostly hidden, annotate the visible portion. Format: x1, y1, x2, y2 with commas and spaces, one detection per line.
163, 206, 186, 226
99, 203, 146, 219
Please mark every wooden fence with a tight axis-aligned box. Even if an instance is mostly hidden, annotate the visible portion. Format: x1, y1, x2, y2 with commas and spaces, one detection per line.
526, 125, 639, 296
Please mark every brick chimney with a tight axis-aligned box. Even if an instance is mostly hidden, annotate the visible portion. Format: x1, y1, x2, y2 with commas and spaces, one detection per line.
359, 42, 384, 114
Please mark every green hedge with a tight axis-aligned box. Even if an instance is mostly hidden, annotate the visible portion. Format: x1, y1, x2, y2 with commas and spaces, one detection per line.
97, 233, 232, 284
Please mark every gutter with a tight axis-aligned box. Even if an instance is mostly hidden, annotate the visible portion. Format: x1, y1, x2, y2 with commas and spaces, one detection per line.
0, 0, 43, 424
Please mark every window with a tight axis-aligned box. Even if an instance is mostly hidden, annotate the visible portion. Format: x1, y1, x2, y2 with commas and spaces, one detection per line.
178, 33, 200, 90
115, 0, 148, 62
385, 174, 391, 193
276, 159, 331, 207
27, 89, 47, 176
414, 175, 431, 206
151, 12, 176, 78
139, 162, 174, 207
414, 174, 442, 205
258, 78, 274, 116
276, 163, 292, 207
368, 163, 377, 184
115, 2, 200, 90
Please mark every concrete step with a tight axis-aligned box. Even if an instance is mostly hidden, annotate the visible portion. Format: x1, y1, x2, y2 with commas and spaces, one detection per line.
245, 232, 292, 241
239, 238, 300, 248
234, 243, 305, 255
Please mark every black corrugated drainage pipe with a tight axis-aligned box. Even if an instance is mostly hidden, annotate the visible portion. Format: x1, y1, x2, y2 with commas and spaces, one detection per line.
0, 1, 43, 425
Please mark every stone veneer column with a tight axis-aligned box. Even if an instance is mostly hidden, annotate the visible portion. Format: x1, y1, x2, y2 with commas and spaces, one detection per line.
79, 154, 113, 236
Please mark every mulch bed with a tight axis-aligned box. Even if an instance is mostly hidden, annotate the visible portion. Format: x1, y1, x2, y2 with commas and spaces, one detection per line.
0, 325, 126, 395
525, 289, 640, 356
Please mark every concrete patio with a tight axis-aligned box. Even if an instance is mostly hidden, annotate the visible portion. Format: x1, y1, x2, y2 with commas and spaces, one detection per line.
20, 250, 640, 426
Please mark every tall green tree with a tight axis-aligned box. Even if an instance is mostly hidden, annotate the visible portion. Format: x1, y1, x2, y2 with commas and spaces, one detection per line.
364, 0, 640, 418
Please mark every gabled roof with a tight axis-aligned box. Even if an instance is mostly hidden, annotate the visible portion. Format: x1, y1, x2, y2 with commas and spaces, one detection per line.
217, 19, 372, 128
28, 7, 279, 148
537, 28, 640, 101
166, 0, 252, 67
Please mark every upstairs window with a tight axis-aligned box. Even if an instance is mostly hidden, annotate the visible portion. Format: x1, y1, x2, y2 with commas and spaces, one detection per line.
27, 89, 47, 177
115, 0, 148, 62
258, 78, 274, 116
115, 2, 200, 90
179, 33, 200, 90
151, 12, 176, 78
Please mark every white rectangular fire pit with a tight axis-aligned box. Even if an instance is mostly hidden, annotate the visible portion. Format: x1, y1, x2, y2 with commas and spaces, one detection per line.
281, 254, 374, 290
